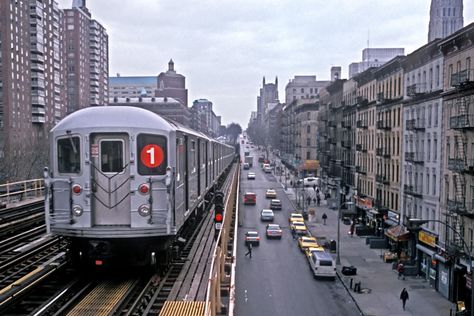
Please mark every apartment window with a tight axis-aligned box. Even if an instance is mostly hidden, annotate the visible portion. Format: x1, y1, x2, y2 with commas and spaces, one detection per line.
306, 125, 310, 133
448, 64, 453, 86
293, 88, 296, 93
467, 58, 471, 72
301, 88, 304, 93
306, 151, 310, 159
310, 88, 313, 93
426, 169, 430, 195
436, 65, 440, 87
428, 105, 432, 127
306, 138, 310, 146
427, 139, 431, 161
433, 173, 436, 195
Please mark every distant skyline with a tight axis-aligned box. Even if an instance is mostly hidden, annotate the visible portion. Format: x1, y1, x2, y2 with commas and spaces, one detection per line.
58, 0, 474, 128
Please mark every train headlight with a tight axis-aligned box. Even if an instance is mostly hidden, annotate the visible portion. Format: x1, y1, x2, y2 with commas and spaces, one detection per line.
72, 205, 83, 216
138, 183, 150, 195
138, 204, 151, 217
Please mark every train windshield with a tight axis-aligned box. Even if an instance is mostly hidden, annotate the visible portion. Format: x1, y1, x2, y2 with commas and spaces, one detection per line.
100, 140, 124, 173
57, 136, 81, 174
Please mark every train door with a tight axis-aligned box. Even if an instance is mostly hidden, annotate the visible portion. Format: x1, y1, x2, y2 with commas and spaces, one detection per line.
184, 135, 189, 212
205, 140, 209, 189
197, 139, 201, 198
90, 134, 131, 226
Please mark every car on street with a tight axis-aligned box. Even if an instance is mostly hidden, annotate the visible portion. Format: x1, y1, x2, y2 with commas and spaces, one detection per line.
304, 246, 326, 258
243, 162, 250, 170
264, 166, 272, 173
298, 236, 319, 252
289, 213, 305, 224
244, 192, 256, 205
245, 231, 260, 246
270, 199, 282, 210
291, 221, 308, 237
303, 177, 320, 187
247, 172, 256, 180
265, 189, 277, 199
260, 209, 274, 221
266, 224, 283, 239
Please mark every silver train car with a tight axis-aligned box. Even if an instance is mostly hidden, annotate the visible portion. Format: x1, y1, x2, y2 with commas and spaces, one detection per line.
46, 106, 234, 267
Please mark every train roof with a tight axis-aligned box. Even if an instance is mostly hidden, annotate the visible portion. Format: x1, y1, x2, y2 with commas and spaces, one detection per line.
50, 106, 223, 144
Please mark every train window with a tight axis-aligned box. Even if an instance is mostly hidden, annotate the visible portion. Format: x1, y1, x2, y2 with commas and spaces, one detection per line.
137, 134, 167, 175
57, 136, 81, 174
100, 140, 124, 173
191, 140, 196, 171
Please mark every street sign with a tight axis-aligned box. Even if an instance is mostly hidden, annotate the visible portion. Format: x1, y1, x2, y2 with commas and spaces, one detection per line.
215, 223, 222, 230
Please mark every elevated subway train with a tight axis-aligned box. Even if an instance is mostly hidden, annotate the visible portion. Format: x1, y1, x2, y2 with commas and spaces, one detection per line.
45, 106, 235, 267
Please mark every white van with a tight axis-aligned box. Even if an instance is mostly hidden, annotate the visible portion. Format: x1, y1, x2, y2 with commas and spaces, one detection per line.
308, 249, 336, 280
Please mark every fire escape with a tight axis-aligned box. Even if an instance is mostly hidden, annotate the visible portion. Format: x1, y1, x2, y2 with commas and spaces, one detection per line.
447, 95, 473, 254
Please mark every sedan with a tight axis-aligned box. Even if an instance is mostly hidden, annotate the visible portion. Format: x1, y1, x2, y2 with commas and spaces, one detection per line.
291, 222, 308, 237
247, 172, 256, 180
266, 224, 283, 239
260, 209, 274, 222
304, 246, 326, 258
298, 236, 319, 252
265, 189, 277, 199
245, 231, 260, 246
270, 199, 282, 210
289, 213, 304, 224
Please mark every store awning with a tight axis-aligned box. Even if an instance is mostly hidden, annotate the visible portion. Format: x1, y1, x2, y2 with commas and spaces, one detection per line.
385, 225, 410, 242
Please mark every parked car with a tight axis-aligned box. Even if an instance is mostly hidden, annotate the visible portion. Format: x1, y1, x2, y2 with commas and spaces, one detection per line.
245, 231, 260, 246
304, 246, 326, 258
289, 213, 304, 224
244, 192, 256, 205
303, 177, 320, 187
247, 172, 256, 180
260, 209, 274, 221
270, 199, 282, 210
291, 221, 308, 237
298, 236, 319, 252
265, 189, 277, 199
266, 224, 283, 239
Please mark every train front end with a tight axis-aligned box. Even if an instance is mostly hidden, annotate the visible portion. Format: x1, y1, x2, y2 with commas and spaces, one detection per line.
46, 106, 176, 267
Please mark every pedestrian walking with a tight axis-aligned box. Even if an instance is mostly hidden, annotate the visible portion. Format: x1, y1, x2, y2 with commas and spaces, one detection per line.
350, 221, 355, 237
397, 261, 405, 280
307, 196, 311, 206
322, 213, 327, 225
313, 184, 316, 191
400, 288, 409, 310
316, 195, 321, 206
245, 243, 253, 258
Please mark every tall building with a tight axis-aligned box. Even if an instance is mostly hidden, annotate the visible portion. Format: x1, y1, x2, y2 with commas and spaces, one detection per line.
349, 48, 405, 78
257, 77, 279, 124
191, 99, 221, 137
0, 0, 66, 181
156, 60, 188, 106
428, 0, 464, 42
64, 0, 108, 112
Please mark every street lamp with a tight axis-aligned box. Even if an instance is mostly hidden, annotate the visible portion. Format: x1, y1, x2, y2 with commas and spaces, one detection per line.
336, 200, 354, 265
407, 218, 474, 316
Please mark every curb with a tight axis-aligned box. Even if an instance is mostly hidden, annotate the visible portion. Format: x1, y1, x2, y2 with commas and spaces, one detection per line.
336, 271, 365, 316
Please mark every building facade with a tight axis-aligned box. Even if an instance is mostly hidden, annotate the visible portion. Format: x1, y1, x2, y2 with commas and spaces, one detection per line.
109, 75, 157, 98
156, 60, 188, 107
349, 48, 405, 78
285, 75, 330, 104
428, 0, 464, 42
191, 98, 221, 137
64, 1, 108, 112
0, 0, 66, 181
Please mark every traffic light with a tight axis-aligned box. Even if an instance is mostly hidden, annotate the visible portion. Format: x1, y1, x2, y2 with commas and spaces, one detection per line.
214, 191, 224, 229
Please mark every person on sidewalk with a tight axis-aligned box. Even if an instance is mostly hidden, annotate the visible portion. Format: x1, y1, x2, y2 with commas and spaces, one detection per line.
397, 261, 405, 280
400, 288, 409, 310
322, 213, 327, 225
245, 243, 252, 258
316, 195, 321, 206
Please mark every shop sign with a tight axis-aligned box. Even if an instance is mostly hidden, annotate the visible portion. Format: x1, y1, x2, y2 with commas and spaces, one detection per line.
355, 196, 373, 209
418, 231, 437, 248
387, 210, 400, 222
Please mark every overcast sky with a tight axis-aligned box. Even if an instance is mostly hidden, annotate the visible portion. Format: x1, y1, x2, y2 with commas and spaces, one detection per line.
58, 0, 473, 128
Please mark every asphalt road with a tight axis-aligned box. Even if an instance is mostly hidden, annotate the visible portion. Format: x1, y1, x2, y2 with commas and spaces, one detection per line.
235, 148, 360, 316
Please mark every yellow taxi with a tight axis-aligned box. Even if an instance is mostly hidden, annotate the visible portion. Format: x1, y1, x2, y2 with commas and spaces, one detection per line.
265, 189, 277, 199
289, 213, 304, 225
304, 246, 326, 258
298, 236, 319, 252
291, 221, 308, 237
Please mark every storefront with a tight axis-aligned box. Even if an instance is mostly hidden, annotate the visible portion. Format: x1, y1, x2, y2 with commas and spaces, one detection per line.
416, 230, 438, 288
385, 225, 410, 258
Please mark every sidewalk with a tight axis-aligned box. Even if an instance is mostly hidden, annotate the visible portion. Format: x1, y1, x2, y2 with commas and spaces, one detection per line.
273, 162, 455, 316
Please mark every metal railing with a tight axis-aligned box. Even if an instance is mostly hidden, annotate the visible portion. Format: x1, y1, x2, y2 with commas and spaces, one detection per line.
0, 179, 45, 206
